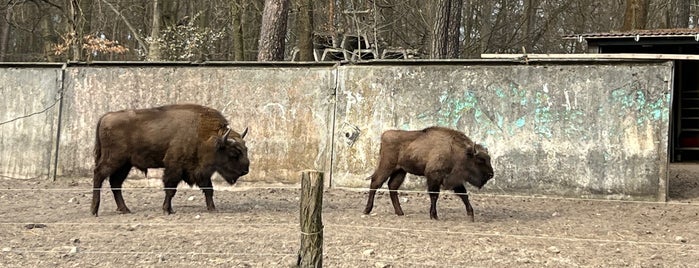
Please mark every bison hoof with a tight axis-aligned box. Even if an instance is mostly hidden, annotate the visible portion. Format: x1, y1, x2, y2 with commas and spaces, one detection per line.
117, 208, 131, 214
430, 215, 439, 220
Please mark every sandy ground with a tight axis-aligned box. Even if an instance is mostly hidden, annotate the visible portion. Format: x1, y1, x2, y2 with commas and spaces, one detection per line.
0, 164, 698, 268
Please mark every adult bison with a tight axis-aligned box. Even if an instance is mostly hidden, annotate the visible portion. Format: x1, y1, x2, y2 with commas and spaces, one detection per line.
91, 104, 250, 216
363, 126, 494, 221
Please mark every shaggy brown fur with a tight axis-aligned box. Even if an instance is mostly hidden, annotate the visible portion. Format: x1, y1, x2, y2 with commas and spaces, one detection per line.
363, 126, 494, 221
91, 104, 249, 216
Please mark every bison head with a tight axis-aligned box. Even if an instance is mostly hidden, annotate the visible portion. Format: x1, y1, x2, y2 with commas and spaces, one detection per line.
214, 127, 250, 184
465, 144, 494, 188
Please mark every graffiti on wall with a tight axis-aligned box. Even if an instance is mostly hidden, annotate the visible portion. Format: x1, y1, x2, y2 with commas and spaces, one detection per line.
413, 80, 669, 143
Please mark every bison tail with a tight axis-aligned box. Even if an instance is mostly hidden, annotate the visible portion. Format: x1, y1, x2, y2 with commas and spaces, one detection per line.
94, 116, 103, 166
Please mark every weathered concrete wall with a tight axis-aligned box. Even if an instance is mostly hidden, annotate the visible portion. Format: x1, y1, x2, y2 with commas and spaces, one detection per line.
0, 66, 63, 180
57, 65, 336, 184
333, 62, 672, 201
1, 61, 673, 200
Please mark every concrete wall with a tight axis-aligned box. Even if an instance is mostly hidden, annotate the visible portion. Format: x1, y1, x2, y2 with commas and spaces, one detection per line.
0, 61, 673, 200
57, 65, 336, 184
0, 66, 63, 180
333, 62, 672, 201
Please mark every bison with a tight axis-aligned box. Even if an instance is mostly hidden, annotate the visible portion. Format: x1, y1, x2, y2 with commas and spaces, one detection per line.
90, 104, 250, 216
363, 126, 494, 221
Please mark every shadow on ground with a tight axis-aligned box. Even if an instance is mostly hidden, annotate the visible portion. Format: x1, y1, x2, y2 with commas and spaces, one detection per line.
668, 163, 699, 201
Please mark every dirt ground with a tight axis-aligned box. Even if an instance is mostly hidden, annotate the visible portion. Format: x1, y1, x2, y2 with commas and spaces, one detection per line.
1, 164, 698, 268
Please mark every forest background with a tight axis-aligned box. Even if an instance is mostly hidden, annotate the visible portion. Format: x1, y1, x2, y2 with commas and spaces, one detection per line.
0, 0, 695, 62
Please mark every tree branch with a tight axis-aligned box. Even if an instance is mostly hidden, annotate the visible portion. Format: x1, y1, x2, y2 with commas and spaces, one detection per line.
99, 0, 147, 54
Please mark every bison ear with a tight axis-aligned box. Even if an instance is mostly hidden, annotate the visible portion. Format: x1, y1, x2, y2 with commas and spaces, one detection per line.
466, 146, 476, 157
241, 127, 248, 139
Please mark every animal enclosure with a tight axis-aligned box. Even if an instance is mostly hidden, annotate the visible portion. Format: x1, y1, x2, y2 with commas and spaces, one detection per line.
0, 60, 674, 201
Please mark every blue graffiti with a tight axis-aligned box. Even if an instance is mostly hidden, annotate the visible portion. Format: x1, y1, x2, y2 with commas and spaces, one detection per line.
418, 79, 668, 141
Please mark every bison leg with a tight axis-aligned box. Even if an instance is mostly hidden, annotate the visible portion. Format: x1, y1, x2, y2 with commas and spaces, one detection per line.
363, 169, 392, 215
92, 161, 121, 217
197, 180, 217, 212
163, 168, 183, 214
453, 185, 474, 222
162, 177, 180, 215
427, 179, 441, 220
387, 170, 407, 216
91, 172, 108, 217
109, 164, 132, 214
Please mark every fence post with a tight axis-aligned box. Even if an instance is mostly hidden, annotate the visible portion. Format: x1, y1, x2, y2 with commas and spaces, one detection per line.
297, 170, 324, 268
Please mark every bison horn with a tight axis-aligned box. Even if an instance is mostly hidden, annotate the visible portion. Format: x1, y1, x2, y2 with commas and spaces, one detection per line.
223, 128, 231, 140
241, 127, 248, 139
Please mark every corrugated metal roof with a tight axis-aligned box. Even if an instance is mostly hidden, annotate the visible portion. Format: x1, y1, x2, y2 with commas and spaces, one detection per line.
563, 28, 699, 40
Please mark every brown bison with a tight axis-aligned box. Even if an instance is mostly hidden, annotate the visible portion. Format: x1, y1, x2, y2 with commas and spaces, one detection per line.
91, 104, 250, 216
363, 126, 494, 221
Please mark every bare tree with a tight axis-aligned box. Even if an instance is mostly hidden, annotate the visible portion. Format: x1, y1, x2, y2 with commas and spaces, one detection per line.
478, 0, 496, 54
0, 0, 691, 62
522, 0, 538, 52
231, 0, 245, 60
621, 0, 648, 30
100, 0, 148, 56
258, 0, 290, 61
674, 0, 690, 28
430, 0, 462, 58
147, 0, 161, 61
295, 0, 314, 61
0, 6, 10, 61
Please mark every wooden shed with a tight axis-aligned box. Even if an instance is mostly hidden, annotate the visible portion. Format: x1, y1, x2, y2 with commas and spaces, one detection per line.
566, 29, 699, 162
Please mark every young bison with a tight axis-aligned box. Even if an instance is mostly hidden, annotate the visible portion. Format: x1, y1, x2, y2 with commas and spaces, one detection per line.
363, 126, 494, 221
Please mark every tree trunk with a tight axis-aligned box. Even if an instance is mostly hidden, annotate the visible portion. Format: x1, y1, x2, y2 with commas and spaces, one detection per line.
296, 0, 314, 61
431, 0, 462, 59
0, 8, 10, 61
66, 0, 82, 61
462, 0, 473, 57
147, 0, 162, 61
231, 0, 245, 60
675, 0, 690, 28
257, 0, 290, 61
328, 0, 335, 34
621, 0, 648, 31
478, 0, 494, 54
40, 14, 56, 62
161, 0, 179, 28
80, 0, 93, 36
523, 0, 537, 52
445, 0, 462, 57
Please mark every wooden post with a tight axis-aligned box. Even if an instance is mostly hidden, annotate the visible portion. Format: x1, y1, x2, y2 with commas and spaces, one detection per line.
297, 170, 324, 268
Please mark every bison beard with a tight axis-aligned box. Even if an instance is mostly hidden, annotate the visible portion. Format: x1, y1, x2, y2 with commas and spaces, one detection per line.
90, 104, 250, 216
363, 126, 494, 221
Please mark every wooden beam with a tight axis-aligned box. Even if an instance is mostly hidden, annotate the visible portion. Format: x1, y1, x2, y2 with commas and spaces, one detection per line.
481, 53, 699, 60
